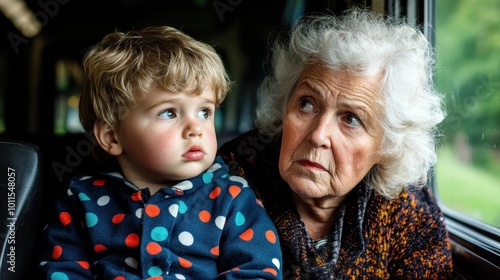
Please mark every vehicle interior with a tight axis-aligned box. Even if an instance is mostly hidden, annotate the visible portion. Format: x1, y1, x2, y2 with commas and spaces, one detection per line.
0, 0, 499, 279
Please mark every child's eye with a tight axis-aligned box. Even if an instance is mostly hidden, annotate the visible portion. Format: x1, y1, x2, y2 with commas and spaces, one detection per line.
159, 109, 176, 120
197, 108, 211, 119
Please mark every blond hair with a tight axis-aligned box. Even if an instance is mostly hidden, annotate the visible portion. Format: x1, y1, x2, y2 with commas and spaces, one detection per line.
79, 26, 231, 160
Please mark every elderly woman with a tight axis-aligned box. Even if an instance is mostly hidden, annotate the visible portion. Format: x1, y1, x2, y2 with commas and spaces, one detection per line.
218, 8, 453, 279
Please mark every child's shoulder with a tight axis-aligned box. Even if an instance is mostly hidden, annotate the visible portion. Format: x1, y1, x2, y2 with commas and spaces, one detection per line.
68, 173, 100, 184
224, 174, 250, 188
67, 172, 118, 191
65, 173, 126, 201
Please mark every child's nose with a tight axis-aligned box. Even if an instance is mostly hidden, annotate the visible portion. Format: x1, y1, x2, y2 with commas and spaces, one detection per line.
183, 119, 202, 138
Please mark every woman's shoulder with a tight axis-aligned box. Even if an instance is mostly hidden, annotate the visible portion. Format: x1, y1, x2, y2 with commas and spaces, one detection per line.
366, 185, 448, 238
363, 187, 453, 276
369, 185, 443, 218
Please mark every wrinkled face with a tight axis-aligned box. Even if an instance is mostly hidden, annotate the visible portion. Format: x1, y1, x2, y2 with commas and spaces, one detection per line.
279, 66, 383, 202
115, 86, 218, 186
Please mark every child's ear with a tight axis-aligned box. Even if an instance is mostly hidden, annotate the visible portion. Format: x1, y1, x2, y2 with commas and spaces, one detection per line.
93, 121, 123, 156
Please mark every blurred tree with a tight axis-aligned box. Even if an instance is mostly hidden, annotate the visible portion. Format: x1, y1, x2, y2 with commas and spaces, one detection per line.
435, 0, 500, 151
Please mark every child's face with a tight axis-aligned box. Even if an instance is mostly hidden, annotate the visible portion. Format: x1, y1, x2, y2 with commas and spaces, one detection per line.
114, 86, 218, 187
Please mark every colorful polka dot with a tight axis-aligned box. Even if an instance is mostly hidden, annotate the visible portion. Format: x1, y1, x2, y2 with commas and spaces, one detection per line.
85, 212, 98, 227
114, 276, 125, 280
125, 233, 140, 248
178, 257, 192, 268
178, 200, 188, 214
147, 266, 162, 277
215, 216, 226, 230
145, 204, 160, 217
59, 212, 72, 226
50, 272, 69, 280
178, 231, 194, 246
235, 212, 245, 226
78, 193, 90, 201
93, 179, 105, 186
77, 261, 90, 269
52, 245, 63, 259
210, 246, 219, 256
266, 230, 277, 243
207, 163, 221, 172
263, 268, 278, 276
229, 176, 248, 187
146, 242, 162, 255
272, 258, 280, 269
209, 187, 221, 199
228, 186, 241, 198
174, 274, 186, 279
169, 204, 179, 217
94, 244, 107, 252
124, 257, 138, 269
112, 213, 125, 224
199, 210, 211, 223
202, 172, 213, 183
136, 208, 143, 218
97, 195, 110, 206
175, 180, 194, 191
240, 228, 253, 241
151, 226, 168, 242
131, 191, 142, 201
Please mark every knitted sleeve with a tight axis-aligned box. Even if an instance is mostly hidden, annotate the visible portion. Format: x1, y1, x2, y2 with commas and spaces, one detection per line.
386, 186, 454, 279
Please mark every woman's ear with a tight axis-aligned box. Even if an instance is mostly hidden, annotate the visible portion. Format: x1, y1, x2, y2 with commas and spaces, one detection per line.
93, 121, 123, 156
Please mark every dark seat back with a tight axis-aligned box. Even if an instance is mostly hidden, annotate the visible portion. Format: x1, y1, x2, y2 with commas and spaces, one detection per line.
0, 139, 43, 280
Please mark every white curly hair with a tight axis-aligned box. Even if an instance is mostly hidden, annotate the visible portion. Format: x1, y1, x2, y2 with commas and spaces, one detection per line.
255, 8, 445, 198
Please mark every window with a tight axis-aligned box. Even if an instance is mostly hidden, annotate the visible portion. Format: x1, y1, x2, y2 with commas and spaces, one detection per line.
53, 58, 84, 134
0, 50, 5, 133
434, 0, 500, 228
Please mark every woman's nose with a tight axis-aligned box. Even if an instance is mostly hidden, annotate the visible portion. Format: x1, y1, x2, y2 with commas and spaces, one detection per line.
307, 115, 333, 148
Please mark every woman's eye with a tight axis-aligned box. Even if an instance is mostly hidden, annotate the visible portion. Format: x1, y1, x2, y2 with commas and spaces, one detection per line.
159, 110, 176, 120
342, 114, 362, 127
299, 98, 315, 113
197, 108, 210, 119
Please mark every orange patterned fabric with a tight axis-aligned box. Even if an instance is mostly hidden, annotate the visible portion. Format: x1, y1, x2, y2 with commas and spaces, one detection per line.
218, 129, 453, 279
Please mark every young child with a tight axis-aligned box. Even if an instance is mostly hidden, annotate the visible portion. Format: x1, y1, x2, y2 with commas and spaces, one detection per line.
35, 26, 282, 279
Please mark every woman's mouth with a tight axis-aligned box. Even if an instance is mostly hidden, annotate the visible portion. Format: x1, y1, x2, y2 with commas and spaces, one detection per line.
298, 159, 327, 171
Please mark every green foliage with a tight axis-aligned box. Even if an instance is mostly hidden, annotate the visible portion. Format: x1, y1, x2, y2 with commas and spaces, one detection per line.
435, 0, 500, 228
435, 0, 500, 156
436, 145, 500, 227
